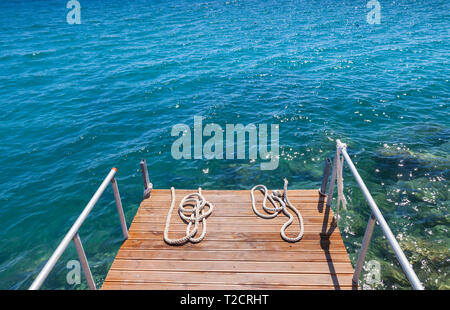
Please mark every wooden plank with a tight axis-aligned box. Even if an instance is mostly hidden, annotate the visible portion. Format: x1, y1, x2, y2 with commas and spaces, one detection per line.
148, 189, 320, 195
141, 204, 327, 212
127, 231, 342, 241
147, 192, 322, 198
144, 191, 326, 203
102, 282, 354, 290
104, 270, 353, 286
133, 216, 327, 224
114, 249, 352, 262
136, 207, 329, 217
119, 240, 347, 252
109, 260, 354, 274
143, 196, 326, 203
129, 222, 333, 233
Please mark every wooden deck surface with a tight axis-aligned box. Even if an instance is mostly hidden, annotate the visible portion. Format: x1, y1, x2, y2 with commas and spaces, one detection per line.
102, 189, 355, 290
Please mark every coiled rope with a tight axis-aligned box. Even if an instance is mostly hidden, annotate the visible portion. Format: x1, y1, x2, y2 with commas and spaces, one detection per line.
163, 187, 214, 245
335, 142, 347, 223
250, 179, 304, 242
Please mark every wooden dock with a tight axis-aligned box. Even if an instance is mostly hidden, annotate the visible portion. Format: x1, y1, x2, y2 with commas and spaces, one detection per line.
102, 189, 355, 290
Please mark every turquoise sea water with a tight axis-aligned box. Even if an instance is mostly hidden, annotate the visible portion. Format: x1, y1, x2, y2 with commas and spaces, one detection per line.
0, 0, 448, 289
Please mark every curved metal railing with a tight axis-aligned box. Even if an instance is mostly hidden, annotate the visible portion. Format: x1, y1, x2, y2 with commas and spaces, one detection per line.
29, 168, 128, 290
323, 140, 424, 290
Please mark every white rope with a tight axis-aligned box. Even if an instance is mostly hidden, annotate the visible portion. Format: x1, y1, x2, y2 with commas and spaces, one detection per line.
250, 179, 304, 242
163, 187, 214, 245
336, 144, 347, 223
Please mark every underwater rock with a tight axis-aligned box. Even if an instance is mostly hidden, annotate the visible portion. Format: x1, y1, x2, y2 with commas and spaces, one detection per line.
399, 236, 450, 289
376, 144, 444, 162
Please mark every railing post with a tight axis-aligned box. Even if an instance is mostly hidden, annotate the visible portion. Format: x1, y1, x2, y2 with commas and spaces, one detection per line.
73, 233, 96, 290
111, 177, 129, 240
319, 158, 332, 196
140, 159, 152, 198
326, 150, 338, 208
352, 212, 377, 287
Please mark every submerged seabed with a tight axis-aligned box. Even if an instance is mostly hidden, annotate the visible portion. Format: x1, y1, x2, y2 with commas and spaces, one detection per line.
0, 0, 448, 289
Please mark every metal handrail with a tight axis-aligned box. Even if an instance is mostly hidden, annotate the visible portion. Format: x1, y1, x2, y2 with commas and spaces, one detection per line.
327, 140, 424, 290
29, 168, 128, 290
